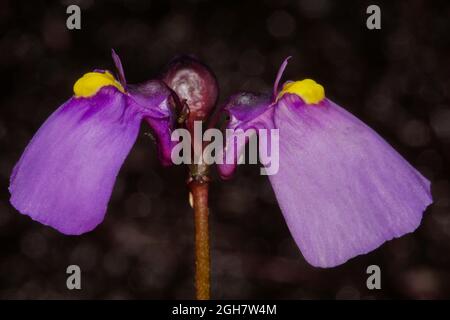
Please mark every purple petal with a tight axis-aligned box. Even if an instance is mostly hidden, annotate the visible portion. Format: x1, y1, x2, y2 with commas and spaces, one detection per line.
273, 56, 291, 99
127, 80, 176, 166
111, 49, 127, 86
216, 92, 273, 179
9, 83, 176, 235
269, 94, 432, 267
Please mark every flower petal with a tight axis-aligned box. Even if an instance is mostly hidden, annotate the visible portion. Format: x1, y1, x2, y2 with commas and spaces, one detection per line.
270, 95, 432, 267
10, 87, 142, 235
217, 92, 273, 179
127, 80, 176, 166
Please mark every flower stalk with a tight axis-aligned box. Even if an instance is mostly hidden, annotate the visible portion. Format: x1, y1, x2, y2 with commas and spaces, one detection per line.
163, 56, 218, 299
189, 177, 210, 300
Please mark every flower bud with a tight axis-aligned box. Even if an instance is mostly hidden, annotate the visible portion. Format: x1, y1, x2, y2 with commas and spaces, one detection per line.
162, 56, 218, 132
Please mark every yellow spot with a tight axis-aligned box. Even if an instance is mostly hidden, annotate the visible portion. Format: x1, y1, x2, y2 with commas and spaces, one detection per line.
73, 71, 124, 98
277, 79, 325, 104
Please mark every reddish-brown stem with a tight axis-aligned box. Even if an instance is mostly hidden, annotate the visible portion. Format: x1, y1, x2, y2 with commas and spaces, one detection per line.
162, 56, 217, 299
189, 180, 210, 300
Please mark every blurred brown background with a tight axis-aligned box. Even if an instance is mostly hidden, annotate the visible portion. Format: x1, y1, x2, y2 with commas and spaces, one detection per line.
0, 0, 449, 299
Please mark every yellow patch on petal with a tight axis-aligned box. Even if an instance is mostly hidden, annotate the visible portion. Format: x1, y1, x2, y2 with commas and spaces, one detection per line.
277, 79, 325, 104
73, 71, 124, 98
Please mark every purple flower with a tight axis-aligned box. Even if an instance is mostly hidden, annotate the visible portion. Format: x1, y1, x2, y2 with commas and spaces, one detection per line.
9, 50, 176, 235
218, 58, 433, 268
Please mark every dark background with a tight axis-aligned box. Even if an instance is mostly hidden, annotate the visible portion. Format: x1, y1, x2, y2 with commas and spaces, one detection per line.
0, 0, 449, 299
